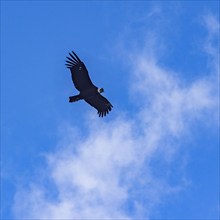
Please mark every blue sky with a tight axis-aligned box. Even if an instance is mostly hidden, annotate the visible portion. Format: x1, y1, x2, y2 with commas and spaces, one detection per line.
1, 1, 219, 219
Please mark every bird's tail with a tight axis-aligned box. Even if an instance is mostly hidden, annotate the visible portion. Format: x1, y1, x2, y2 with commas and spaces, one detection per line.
69, 95, 82, 102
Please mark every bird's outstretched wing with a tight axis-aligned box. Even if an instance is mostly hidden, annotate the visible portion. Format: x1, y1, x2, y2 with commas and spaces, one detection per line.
85, 94, 113, 117
65, 51, 95, 91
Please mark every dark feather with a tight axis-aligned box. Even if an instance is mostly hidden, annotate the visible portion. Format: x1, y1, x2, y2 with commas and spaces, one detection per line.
66, 57, 77, 64
72, 51, 81, 62
69, 53, 79, 63
65, 60, 76, 65
66, 52, 95, 91
85, 94, 113, 117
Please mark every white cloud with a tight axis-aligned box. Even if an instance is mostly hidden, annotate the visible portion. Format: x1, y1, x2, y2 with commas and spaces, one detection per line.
202, 14, 220, 74
203, 13, 219, 35
13, 13, 219, 220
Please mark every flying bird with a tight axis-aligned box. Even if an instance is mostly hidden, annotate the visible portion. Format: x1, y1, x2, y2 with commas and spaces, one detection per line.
65, 51, 113, 117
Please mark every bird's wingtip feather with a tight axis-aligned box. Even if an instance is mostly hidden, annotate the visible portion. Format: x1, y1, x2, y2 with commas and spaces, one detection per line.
65, 51, 82, 68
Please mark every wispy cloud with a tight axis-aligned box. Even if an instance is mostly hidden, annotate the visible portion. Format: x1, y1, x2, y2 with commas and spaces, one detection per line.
13, 12, 219, 220
203, 13, 220, 74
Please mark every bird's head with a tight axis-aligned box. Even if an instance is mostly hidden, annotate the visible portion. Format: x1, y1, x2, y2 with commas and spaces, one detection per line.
97, 88, 104, 93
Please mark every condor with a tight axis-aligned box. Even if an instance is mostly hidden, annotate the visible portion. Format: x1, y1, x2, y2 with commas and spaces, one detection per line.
65, 51, 113, 117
